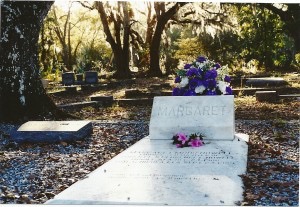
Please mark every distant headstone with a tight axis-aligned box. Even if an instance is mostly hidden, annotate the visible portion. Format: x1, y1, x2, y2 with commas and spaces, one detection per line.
256, 91, 278, 102
11, 121, 92, 143
85, 71, 98, 84
150, 96, 234, 140
64, 86, 77, 93
62, 72, 75, 86
76, 74, 84, 84
90, 95, 114, 106
246, 77, 288, 87
46, 96, 248, 205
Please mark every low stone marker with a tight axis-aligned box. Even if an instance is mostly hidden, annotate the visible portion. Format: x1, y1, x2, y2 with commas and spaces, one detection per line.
46, 96, 248, 205
11, 121, 92, 143
62, 72, 75, 86
85, 71, 98, 84
246, 77, 288, 87
64, 86, 77, 93
90, 95, 114, 106
255, 91, 278, 102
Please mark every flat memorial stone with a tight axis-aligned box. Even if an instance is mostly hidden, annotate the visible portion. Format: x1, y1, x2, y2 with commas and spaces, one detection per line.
46, 134, 248, 205
11, 121, 92, 143
46, 96, 248, 205
245, 77, 288, 87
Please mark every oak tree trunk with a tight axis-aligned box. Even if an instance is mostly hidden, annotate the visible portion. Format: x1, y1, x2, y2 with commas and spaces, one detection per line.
0, 1, 66, 122
148, 2, 186, 77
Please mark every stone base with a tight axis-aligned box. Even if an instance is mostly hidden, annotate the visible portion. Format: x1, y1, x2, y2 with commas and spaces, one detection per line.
46, 134, 248, 205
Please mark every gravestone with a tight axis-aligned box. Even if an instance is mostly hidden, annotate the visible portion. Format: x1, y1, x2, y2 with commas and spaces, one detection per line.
11, 121, 92, 143
245, 77, 288, 87
150, 96, 234, 140
62, 72, 75, 86
255, 91, 278, 102
85, 71, 98, 84
90, 95, 114, 106
46, 96, 248, 205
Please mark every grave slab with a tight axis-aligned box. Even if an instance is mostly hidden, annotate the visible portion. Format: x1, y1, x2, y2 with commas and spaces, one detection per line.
11, 121, 92, 143
46, 96, 248, 205
46, 134, 248, 205
245, 77, 288, 87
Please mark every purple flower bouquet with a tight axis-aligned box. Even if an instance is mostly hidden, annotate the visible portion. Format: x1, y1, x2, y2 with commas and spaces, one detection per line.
173, 56, 232, 96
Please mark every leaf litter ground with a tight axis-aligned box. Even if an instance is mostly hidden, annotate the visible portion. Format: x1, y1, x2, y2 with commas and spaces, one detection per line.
0, 77, 299, 205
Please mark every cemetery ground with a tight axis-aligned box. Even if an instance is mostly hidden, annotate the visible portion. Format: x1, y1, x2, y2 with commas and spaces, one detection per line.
0, 74, 299, 205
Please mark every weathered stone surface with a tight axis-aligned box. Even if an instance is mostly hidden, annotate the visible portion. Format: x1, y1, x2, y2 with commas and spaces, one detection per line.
245, 77, 288, 87
62, 72, 75, 86
150, 96, 234, 140
256, 91, 278, 102
11, 121, 92, 143
64, 86, 77, 93
46, 134, 248, 205
90, 95, 114, 106
46, 96, 248, 206
85, 71, 98, 84
76, 74, 84, 84
116, 98, 153, 106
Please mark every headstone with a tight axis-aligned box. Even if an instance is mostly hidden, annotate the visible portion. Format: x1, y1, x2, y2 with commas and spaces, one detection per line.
150, 96, 234, 140
85, 71, 98, 84
11, 121, 92, 143
90, 95, 114, 106
62, 72, 75, 86
76, 74, 84, 84
255, 91, 278, 102
245, 77, 288, 87
46, 96, 248, 205
64, 86, 77, 93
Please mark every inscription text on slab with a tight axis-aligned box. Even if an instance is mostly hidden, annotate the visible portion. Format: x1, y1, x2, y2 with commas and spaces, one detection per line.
149, 96, 234, 140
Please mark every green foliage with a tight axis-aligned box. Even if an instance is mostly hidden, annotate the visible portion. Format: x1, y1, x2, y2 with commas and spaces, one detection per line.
236, 4, 295, 71
77, 42, 112, 73
174, 37, 204, 63
199, 30, 241, 70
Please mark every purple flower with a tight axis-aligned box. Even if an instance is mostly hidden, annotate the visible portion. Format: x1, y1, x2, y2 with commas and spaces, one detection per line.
214, 63, 221, 69
189, 78, 201, 89
225, 86, 233, 95
206, 90, 217, 95
188, 139, 204, 147
177, 133, 188, 144
224, 75, 231, 83
196, 56, 206, 63
174, 76, 181, 83
176, 143, 183, 148
172, 87, 181, 96
184, 64, 192, 69
184, 89, 196, 96
186, 67, 199, 77
204, 69, 217, 80
205, 79, 217, 89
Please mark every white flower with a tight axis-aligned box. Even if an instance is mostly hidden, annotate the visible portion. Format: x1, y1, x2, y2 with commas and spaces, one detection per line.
179, 77, 189, 87
218, 81, 228, 94
196, 61, 207, 68
195, 85, 206, 94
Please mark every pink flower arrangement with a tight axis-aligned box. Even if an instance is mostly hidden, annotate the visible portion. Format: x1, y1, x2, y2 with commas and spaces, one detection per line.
172, 133, 205, 148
